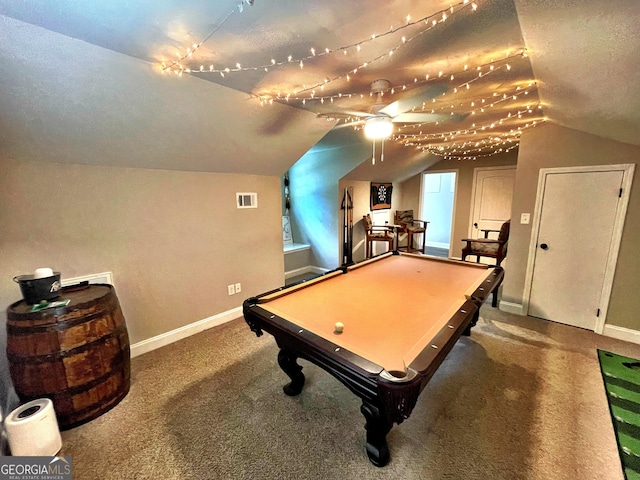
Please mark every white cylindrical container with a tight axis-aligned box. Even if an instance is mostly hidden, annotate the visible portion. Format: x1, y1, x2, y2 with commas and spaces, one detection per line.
33, 268, 54, 279
5, 399, 62, 456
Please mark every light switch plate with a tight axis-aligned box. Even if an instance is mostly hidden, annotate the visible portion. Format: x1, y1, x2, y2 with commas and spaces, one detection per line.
520, 213, 530, 224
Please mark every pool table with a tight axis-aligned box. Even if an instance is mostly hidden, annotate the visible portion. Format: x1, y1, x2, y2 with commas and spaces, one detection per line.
243, 252, 504, 467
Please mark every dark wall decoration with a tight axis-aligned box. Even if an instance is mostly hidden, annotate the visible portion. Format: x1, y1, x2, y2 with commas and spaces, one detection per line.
370, 182, 393, 210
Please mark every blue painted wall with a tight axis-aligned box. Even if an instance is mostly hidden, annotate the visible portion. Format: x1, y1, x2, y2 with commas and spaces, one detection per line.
288, 130, 370, 269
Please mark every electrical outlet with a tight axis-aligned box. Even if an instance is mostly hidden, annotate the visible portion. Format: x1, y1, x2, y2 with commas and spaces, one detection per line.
227, 284, 235, 295
235, 283, 242, 294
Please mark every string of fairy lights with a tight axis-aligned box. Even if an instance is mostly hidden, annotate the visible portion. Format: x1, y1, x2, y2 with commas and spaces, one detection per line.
435, 143, 520, 161
387, 71, 546, 159
257, 1, 479, 102
393, 84, 539, 134
401, 117, 545, 160
160, 0, 542, 159
300, 48, 529, 112
316, 51, 534, 138
397, 105, 544, 145
162, 0, 477, 86
333, 84, 539, 140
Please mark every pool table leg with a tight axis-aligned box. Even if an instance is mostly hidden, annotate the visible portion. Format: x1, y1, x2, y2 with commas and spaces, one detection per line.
464, 308, 481, 336
492, 279, 502, 307
277, 348, 305, 396
361, 400, 392, 467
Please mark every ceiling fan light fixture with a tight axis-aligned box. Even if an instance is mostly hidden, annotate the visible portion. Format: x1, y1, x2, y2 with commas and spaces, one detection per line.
364, 116, 393, 139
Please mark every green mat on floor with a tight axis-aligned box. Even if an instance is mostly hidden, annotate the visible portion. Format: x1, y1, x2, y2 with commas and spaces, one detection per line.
598, 350, 640, 480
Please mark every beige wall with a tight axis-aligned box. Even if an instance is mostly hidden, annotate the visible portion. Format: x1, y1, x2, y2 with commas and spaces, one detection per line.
0, 159, 285, 344
505, 123, 640, 330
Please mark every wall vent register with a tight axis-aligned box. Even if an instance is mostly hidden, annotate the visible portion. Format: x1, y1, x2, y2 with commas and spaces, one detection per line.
237, 192, 258, 209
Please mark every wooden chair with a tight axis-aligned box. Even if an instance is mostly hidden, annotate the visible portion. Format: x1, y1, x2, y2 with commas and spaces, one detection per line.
362, 214, 395, 259
461, 220, 510, 266
394, 210, 429, 254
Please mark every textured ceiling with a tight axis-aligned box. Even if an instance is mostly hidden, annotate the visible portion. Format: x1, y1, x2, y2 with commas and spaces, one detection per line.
0, 0, 638, 178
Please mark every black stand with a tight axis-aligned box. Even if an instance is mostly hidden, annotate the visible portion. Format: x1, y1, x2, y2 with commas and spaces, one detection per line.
341, 186, 354, 266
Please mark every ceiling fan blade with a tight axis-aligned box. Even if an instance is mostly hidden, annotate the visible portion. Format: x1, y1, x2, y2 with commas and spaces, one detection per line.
380, 84, 448, 118
333, 119, 367, 129
317, 110, 373, 119
391, 112, 465, 124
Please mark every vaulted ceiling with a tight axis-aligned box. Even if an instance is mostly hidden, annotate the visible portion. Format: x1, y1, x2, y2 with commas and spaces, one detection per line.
1, 0, 638, 180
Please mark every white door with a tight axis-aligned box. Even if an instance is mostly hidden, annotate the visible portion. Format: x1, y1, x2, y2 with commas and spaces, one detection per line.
528, 170, 624, 330
470, 167, 516, 237
468, 167, 515, 263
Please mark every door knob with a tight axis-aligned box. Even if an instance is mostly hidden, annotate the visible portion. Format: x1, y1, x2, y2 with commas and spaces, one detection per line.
540, 243, 549, 250
473, 222, 478, 228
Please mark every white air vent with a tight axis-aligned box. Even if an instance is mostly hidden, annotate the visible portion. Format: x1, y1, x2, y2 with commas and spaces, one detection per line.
236, 192, 258, 209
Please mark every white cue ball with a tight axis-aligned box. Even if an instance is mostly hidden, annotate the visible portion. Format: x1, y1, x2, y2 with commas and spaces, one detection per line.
334, 322, 344, 334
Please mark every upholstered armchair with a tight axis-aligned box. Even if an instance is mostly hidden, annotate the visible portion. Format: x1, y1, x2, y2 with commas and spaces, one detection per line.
461, 220, 510, 266
362, 214, 395, 259
394, 210, 429, 254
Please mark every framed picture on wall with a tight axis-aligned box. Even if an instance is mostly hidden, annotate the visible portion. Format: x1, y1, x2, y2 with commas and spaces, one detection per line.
370, 182, 393, 210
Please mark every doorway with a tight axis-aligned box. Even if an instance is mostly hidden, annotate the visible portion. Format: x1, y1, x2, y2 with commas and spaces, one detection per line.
523, 164, 635, 333
420, 171, 457, 258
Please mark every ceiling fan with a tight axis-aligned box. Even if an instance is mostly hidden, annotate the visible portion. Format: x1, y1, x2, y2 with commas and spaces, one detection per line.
317, 79, 460, 140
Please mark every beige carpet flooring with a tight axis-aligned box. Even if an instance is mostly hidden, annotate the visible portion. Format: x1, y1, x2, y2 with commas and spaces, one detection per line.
60, 305, 640, 479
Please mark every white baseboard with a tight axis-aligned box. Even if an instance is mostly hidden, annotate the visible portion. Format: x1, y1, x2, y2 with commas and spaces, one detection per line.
130, 307, 242, 358
602, 324, 640, 345
493, 304, 640, 344
285, 265, 328, 280
499, 301, 525, 315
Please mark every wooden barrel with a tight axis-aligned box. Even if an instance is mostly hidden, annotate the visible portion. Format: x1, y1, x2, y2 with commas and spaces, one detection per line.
6, 284, 130, 430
